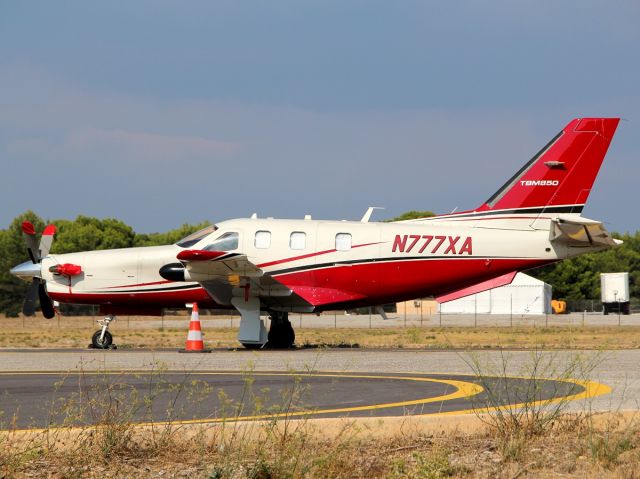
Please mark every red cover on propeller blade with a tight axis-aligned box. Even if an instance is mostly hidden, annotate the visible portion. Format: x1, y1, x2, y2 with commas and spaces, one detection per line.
22, 221, 36, 235
43, 225, 57, 236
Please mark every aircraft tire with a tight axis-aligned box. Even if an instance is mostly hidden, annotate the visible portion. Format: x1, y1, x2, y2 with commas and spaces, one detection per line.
267, 317, 295, 349
91, 330, 113, 349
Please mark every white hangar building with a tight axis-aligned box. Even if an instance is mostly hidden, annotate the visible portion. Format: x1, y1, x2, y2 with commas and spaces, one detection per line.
438, 273, 552, 315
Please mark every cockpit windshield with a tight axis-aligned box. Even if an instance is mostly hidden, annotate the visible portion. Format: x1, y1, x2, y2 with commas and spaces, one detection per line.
176, 225, 218, 248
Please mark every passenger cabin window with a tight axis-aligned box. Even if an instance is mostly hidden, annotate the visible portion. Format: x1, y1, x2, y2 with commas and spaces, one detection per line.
335, 233, 352, 251
254, 230, 271, 249
203, 232, 238, 251
290, 232, 306, 250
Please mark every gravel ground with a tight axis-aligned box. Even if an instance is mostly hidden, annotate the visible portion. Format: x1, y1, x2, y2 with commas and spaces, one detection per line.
0, 348, 638, 414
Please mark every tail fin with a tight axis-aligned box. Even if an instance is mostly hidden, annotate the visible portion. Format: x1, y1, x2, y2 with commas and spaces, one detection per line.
478, 118, 620, 214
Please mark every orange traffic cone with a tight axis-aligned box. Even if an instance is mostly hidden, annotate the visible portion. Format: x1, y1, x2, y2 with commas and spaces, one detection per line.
179, 303, 211, 353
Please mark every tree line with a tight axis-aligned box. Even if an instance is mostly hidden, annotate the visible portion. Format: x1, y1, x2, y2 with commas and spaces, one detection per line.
0, 210, 638, 316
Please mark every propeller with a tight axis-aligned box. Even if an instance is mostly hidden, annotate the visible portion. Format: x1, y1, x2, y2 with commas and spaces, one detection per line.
19, 221, 57, 319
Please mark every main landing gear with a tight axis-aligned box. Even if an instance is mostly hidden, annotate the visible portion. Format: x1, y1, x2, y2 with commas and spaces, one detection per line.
267, 311, 295, 349
90, 315, 117, 349
230, 295, 296, 349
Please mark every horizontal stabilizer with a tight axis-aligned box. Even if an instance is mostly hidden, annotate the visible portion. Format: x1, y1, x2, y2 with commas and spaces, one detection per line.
436, 271, 518, 303
550, 216, 620, 247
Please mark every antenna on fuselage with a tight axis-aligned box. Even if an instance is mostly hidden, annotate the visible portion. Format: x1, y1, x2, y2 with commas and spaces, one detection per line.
361, 206, 384, 223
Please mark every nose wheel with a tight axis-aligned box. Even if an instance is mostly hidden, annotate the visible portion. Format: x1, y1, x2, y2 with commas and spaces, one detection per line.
90, 315, 118, 349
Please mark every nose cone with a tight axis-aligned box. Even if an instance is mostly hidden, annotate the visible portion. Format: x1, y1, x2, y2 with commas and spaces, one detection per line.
10, 261, 41, 281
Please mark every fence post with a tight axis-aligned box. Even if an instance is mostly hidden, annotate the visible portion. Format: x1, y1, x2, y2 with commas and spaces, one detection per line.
404, 302, 407, 328
618, 302, 621, 327
510, 295, 513, 328
582, 310, 585, 328
439, 307, 442, 328
299, 313, 302, 329
334, 311, 337, 329
420, 301, 423, 328
474, 295, 477, 328
369, 307, 372, 329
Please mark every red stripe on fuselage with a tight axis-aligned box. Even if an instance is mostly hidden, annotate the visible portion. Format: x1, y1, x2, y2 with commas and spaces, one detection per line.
49, 287, 215, 308
257, 242, 380, 268
435, 216, 553, 222
103, 280, 173, 289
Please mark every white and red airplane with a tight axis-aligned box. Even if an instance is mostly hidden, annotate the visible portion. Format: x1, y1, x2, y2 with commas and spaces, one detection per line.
11, 118, 621, 349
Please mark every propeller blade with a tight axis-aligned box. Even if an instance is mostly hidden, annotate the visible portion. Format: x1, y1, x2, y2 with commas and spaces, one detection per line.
22, 221, 40, 263
23, 278, 40, 316
38, 282, 56, 319
39, 224, 56, 259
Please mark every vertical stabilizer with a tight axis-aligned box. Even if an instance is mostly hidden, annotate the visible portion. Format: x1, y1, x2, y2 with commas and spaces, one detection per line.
478, 118, 619, 214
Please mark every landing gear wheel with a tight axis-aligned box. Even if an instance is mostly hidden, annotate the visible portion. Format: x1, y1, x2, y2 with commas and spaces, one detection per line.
266, 312, 295, 349
91, 330, 113, 349
90, 315, 117, 349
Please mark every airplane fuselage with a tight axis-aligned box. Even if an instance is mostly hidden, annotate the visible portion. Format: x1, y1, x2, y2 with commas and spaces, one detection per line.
38, 213, 604, 314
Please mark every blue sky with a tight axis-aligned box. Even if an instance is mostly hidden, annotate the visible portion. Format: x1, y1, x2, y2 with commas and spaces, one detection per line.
1, 1, 639, 232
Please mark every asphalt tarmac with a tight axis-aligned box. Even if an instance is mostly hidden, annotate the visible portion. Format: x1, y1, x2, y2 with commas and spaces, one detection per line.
0, 370, 594, 430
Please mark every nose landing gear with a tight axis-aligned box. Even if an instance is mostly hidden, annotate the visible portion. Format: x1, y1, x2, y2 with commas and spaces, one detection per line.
90, 315, 118, 349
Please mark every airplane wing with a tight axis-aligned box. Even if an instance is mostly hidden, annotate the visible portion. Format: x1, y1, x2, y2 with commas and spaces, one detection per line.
177, 249, 263, 282
176, 249, 312, 309
550, 216, 621, 247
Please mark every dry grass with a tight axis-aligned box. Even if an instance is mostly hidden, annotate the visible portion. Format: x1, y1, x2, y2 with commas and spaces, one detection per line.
2, 314, 640, 349
3, 413, 640, 478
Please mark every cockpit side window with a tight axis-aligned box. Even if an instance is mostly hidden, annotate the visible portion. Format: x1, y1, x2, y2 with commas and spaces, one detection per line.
203, 232, 239, 251
176, 225, 218, 248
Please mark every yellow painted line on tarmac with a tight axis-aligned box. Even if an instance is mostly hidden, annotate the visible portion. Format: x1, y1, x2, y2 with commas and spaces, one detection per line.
425, 378, 612, 417
0, 371, 612, 431
0, 371, 482, 432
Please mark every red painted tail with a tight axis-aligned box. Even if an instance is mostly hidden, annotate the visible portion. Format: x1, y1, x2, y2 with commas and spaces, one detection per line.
478, 118, 620, 214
